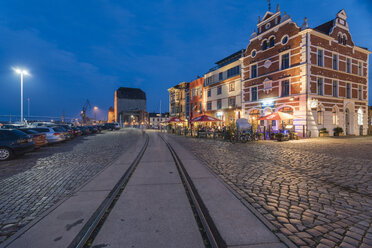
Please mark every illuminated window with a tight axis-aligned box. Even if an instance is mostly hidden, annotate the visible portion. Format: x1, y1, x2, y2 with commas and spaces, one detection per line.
317, 106, 323, 125
358, 108, 363, 126
229, 82, 235, 92
332, 107, 338, 125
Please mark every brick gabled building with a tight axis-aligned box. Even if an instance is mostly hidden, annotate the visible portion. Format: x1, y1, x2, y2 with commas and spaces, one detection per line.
242, 7, 370, 137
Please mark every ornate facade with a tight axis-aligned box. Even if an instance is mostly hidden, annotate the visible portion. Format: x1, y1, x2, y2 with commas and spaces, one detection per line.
241, 7, 370, 137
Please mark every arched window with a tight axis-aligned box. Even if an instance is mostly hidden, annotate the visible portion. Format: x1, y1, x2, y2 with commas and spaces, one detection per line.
358, 108, 363, 126
317, 106, 324, 125
338, 34, 343, 44
269, 37, 275, 47
332, 106, 338, 125
343, 34, 347, 45
262, 40, 268, 50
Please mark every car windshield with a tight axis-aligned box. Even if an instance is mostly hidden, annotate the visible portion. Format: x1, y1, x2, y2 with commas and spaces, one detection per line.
10, 129, 29, 137
19, 129, 38, 134
33, 128, 50, 133
53, 127, 64, 132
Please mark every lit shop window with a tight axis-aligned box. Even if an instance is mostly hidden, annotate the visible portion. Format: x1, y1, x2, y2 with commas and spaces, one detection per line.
317, 106, 324, 125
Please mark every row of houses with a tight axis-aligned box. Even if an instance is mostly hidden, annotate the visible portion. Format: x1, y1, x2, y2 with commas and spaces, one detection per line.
168, 7, 370, 138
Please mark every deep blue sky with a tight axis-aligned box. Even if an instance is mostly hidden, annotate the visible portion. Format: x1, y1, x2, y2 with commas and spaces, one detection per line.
0, 0, 371, 120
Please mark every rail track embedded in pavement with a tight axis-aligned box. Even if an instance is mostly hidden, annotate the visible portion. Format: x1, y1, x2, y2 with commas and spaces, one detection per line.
159, 134, 227, 248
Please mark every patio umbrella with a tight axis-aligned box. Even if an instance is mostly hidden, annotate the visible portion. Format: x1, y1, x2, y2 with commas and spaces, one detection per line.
259, 112, 295, 121
167, 117, 186, 123
191, 115, 222, 122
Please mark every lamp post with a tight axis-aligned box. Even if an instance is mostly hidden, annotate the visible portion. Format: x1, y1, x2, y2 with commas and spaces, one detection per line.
13, 68, 29, 123
94, 106, 98, 122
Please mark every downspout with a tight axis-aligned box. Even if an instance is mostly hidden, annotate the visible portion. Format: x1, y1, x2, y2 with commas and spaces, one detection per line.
305, 32, 309, 138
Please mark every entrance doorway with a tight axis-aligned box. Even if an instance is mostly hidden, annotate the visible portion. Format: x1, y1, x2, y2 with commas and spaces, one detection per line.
345, 108, 350, 135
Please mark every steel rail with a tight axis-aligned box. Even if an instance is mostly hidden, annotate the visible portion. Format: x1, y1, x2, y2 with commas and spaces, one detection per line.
159, 134, 227, 248
68, 132, 149, 248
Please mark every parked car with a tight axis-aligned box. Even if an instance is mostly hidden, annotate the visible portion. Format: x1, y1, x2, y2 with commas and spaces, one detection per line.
56, 125, 74, 138
79, 126, 91, 135
72, 127, 82, 136
18, 128, 48, 148
0, 129, 35, 161
28, 127, 66, 144
103, 123, 115, 131
114, 123, 120, 130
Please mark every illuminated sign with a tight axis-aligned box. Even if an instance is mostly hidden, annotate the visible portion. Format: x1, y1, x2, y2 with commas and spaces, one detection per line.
261, 99, 275, 108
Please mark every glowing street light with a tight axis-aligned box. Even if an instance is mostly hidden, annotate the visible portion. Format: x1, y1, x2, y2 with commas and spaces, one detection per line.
94, 106, 98, 121
13, 68, 30, 123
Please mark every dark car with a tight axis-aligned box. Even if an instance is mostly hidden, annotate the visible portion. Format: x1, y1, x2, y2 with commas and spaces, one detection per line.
0, 129, 35, 161
103, 123, 115, 131
18, 128, 48, 148
72, 127, 82, 136
79, 126, 91, 135
57, 125, 75, 138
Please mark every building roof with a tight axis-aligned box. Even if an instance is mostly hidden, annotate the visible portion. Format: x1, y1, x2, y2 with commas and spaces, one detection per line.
215, 49, 245, 68
116, 87, 146, 100
313, 20, 334, 35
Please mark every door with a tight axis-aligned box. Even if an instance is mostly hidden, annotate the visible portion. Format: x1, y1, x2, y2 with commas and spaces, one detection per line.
345, 108, 350, 135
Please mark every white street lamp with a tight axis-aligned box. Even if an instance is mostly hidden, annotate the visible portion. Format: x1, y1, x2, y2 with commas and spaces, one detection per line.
13, 68, 30, 123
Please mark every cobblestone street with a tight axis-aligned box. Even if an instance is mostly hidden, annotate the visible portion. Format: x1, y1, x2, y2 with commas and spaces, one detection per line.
0, 129, 141, 244
172, 136, 372, 248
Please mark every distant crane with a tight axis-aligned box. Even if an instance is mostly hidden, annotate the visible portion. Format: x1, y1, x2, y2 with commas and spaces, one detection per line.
80, 100, 91, 124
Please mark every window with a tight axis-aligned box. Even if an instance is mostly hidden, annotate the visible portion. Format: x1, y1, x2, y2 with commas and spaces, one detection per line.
207, 89, 211, 97
269, 37, 275, 47
262, 40, 268, 50
317, 106, 323, 125
207, 102, 212, 111
190, 103, 193, 112
281, 53, 290, 69
358, 108, 363, 126
217, 99, 222, 109
317, 49, 323, 67
199, 102, 202, 112
227, 66, 240, 78
343, 35, 347, 45
251, 50, 257, 58
191, 88, 196, 97
333, 54, 338, 70
251, 87, 258, 102
217, 86, 222, 95
228, 97, 236, 107
219, 72, 223, 81
358, 61, 363, 76
229, 82, 235, 92
346, 58, 351, 73
251, 64, 257, 78
338, 34, 342, 44
332, 81, 338, 97
346, 83, 351, 99
332, 107, 338, 125
359, 85, 363, 100
281, 80, 290, 97
317, 78, 323, 96
282, 35, 289, 45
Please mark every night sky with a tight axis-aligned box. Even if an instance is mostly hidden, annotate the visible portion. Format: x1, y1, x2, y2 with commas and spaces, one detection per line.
0, 0, 371, 121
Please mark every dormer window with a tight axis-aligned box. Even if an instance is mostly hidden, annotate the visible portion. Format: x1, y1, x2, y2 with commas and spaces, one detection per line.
262, 40, 268, 50
265, 23, 271, 29
269, 37, 275, 47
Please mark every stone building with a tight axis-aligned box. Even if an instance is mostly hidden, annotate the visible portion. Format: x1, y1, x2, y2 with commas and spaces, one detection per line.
242, 7, 370, 137
203, 49, 244, 125
148, 112, 169, 128
368, 106, 372, 135
107, 106, 115, 123
168, 82, 189, 120
114, 87, 148, 125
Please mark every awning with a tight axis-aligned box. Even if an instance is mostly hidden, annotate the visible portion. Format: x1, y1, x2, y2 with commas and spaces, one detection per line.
259, 112, 295, 121
191, 115, 222, 122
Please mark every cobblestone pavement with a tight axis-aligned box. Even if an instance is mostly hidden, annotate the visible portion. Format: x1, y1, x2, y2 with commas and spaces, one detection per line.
172, 136, 372, 248
0, 129, 141, 244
